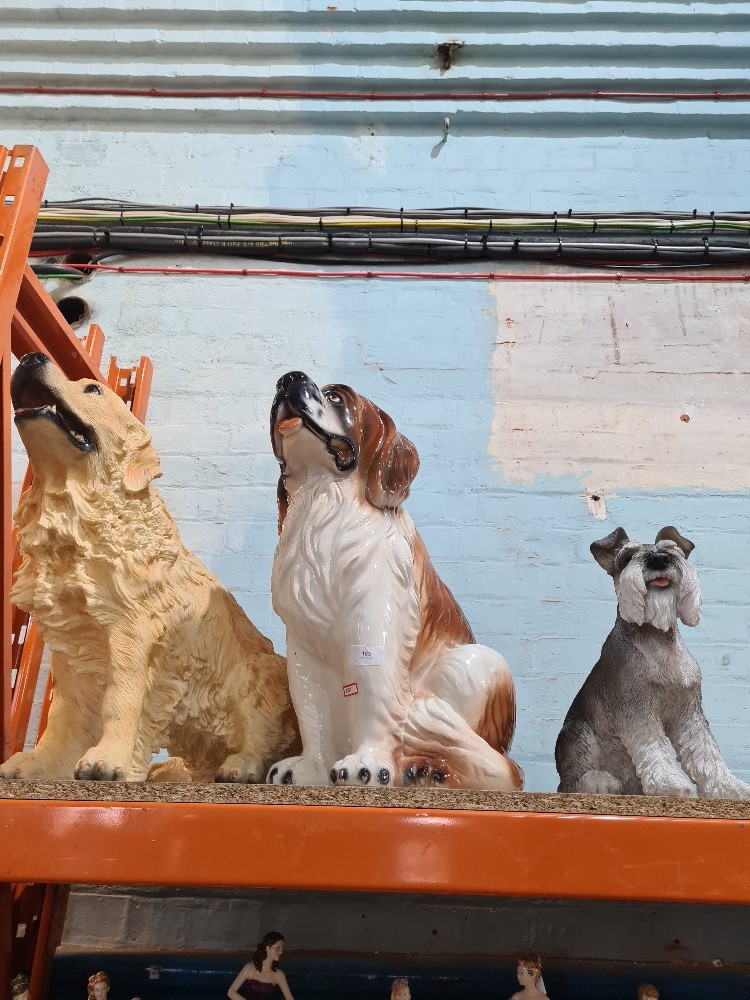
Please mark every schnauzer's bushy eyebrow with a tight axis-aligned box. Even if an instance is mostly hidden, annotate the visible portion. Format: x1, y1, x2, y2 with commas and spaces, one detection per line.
619, 542, 641, 554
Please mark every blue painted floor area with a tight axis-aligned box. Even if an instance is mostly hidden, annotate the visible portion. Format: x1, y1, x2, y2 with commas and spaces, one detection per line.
51, 952, 750, 1000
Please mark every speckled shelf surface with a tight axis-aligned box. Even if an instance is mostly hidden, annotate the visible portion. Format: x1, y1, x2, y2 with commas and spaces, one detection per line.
0, 781, 749, 819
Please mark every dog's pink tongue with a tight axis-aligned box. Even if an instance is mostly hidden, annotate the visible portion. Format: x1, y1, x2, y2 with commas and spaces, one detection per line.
650, 577, 671, 588
278, 416, 302, 437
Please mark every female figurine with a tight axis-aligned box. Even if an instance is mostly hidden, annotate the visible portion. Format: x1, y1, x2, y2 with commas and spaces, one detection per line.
228, 931, 294, 1000
87, 972, 110, 1000
510, 958, 547, 999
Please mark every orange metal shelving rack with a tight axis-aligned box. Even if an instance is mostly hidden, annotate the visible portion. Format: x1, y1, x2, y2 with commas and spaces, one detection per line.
2, 144, 750, 1000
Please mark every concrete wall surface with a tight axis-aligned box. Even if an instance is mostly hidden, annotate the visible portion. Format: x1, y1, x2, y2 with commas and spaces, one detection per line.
59, 885, 750, 969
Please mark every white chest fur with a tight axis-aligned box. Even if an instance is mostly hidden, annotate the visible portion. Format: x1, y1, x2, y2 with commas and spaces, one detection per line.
272, 476, 419, 662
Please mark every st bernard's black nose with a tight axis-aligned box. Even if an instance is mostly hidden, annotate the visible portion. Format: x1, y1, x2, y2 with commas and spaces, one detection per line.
277, 371, 308, 393
18, 352, 50, 369
646, 551, 671, 571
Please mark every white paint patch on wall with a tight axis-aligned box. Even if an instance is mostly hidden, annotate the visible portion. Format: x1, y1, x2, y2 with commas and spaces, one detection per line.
488, 279, 750, 492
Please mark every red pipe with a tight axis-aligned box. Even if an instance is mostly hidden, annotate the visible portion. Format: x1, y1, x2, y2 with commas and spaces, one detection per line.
1, 85, 748, 102
64, 263, 750, 281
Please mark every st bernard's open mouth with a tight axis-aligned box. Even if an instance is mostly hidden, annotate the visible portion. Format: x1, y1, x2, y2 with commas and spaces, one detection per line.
13, 383, 96, 452
277, 416, 303, 438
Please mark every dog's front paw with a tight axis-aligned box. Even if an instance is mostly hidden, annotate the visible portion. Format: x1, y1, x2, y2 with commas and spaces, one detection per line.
266, 755, 329, 786
0, 750, 55, 780
215, 752, 264, 783
644, 771, 695, 798
699, 776, 750, 801
330, 752, 396, 786
75, 747, 128, 781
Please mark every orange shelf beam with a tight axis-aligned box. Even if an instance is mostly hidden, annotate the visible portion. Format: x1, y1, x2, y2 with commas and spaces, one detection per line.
1, 148, 50, 767
0, 799, 748, 905
15, 268, 102, 383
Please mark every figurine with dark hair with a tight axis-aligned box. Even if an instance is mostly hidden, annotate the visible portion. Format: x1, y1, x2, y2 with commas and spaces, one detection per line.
510, 958, 547, 999
637, 986, 659, 1000
88, 972, 110, 1000
228, 932, 294, 1000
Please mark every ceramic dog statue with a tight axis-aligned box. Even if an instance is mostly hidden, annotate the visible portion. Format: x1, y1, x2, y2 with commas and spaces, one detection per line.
556, 525, 750, 799
267, 370, 522, 789
2, 352, 298, 782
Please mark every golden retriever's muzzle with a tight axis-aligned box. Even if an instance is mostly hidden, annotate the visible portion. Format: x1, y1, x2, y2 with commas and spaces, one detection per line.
12, 353, 97, 453
271, 370, 357, 472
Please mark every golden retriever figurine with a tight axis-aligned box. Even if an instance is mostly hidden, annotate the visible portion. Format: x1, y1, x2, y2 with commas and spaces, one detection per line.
2, 352, 297, 782
268, 370, 522, 789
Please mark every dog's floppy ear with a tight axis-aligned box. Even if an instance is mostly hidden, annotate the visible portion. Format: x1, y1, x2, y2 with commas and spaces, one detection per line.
277, 475, 289, 534
655, 525, 695, 559
121, 423, 163, 494
590, 526, 629, 575
359, 396, 419, 509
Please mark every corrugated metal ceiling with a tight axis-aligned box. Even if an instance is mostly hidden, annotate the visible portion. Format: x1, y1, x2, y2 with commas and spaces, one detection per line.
0, 1, 748, 133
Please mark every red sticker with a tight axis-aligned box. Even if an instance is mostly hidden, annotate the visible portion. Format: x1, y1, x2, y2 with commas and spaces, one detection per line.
343, 682, 359, 697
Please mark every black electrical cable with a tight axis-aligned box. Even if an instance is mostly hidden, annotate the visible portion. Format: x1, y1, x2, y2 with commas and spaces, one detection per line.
29, 263, 86, 279
32, 228, 750, 267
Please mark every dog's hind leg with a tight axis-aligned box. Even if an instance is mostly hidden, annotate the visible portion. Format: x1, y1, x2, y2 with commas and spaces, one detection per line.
216, 750, 265, 784
566, 770, 624, 795
417, 643, 518, 753
400, 644, 522, 789
555, 720, 626, 794
147, 757, 194, 783
215, 702, 288, 783
401, 696, 523, 790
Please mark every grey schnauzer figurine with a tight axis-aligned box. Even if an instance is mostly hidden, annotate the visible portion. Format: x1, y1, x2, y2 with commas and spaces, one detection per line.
556, 525, 750, 799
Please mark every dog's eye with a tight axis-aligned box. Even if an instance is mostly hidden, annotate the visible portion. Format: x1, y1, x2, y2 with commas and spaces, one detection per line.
327, 392, 343, 406
616, 549, 635, 569
83, 383, 102, 395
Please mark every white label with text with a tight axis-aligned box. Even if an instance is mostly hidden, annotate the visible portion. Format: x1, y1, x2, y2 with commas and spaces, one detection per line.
350, 644, 383, 666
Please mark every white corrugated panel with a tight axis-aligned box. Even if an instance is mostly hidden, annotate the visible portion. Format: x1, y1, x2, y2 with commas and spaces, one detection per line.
0, 0, 748, 132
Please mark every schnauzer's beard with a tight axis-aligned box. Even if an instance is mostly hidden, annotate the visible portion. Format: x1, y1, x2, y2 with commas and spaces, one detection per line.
616, 558, 702, 631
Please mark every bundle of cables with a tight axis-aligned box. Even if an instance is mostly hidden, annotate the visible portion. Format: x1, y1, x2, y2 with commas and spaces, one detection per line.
29, 201, 750, 276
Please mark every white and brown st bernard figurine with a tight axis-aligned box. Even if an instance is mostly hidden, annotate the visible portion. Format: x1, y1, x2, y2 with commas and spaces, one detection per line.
268, 370, 522, 789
